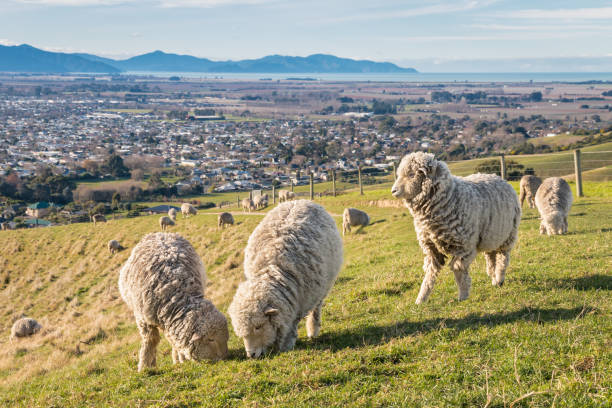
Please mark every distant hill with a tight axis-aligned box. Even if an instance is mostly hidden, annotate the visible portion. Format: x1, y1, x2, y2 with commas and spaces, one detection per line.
0, 44, 416, 74
0, 44, 120, 73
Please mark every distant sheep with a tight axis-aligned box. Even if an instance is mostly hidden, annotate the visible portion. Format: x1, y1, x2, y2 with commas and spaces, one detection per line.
108, 239, 125, 254
10, 317, 42, 340
168, 208, 177, 221
391, 152, 521, 304
342, 208, 370, 236
0, 222, 8, 231
118, 232, 229, 371
253, 194, 268, 209
229, 200, 343, 358
535, 177, 573, 235
159, 216, 175, 231
278, 190, 296, 203
519, 175, 542, 208
91, 214, 107, 225
241, 198, 255, 213
218, 212, 234, 228
181, 203, 197, 218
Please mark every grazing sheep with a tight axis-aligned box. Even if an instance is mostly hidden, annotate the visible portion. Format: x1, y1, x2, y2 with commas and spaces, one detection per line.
519, 175, 542, 208
91, 214, 107, 225
253, 194, 269, 209
218, 212, 234, 228
108, 239, 125, 254
168, 208, 177, 221
535, 177, 573, 235
241, 198, 256, 213
391, 152, 521, 304
10, 317, 42, 340
228, 200, 343, 358
342, 208, 370, 236
181, 203, 197, 218
159, 216, 175, 231
118, 232, 229, 371
278, 190, 295, 203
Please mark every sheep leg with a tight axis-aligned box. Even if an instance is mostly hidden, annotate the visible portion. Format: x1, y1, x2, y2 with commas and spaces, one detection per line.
484, 252, 497, 285
277, 320, 299, 352
519, 189, 525, 207
539, 222, 547, 235
306, 302, 323, 338
494, 250, 510, 286
172, 348, 179, 364
137, 322, 160, 372
343, 222, 350, 236
415, 252, 444, 304
450, 253, 474, 301
529, 195, 536, 209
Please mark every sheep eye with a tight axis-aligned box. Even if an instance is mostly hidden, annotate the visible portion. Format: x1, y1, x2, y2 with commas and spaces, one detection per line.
208, 338, 215, 342
254, 325, 262, 330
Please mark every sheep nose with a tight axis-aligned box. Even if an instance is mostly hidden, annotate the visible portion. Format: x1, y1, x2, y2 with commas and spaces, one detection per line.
249, 352, 256, 358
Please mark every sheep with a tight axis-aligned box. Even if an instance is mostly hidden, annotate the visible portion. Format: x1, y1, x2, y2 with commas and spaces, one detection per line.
519, 175, 542, 208
159, 216, 175, 231
535, 177, 573, 235
391, 152, 521, 304
228, 200, 343, 358
168, 207, 177, 221
342, 208, 370, 236
91, 214, 107, 225
218, 212, 234, 229
241, 198, 256, 213
10, 317, 42, 340
108, 239, 125, 254
181, 203, 197, 218
253, 194, 268, 209
277, 190, 295, 203
0, 222, 8, 231
118, 232, 229, 371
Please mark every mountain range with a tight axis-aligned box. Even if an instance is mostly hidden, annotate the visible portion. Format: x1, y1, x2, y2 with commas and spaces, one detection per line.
0, 44, 417, 74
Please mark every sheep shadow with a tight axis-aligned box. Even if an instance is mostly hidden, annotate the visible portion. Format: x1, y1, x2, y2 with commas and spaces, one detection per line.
369, 219, 386, 226
301, 306, 590, 352
544, 274, 612, 291
565, 227, 611, 235
569, 212, 587, 217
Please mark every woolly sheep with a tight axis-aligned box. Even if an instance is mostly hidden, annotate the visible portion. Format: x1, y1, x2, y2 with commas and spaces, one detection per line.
278, 190, 295, 203
91, 214, 107, 225
228, 200, 343, 358
118, 232, 229, 371
108, 239, 125, 254
159, 216, 175, 231
519, 175, 542, 208
391, 152, 521, 304
253, 194, 268, 209
0, 222, 8, 231
181, 203, 197, 218
241, 198, 255, 213
342, 208, 370, 236
168, 208, 177, 221
535, 177, 573, 235
10, 317, 42, 340
218, 212, 234, 228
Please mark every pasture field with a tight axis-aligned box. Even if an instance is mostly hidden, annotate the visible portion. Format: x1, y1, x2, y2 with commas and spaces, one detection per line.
0, 183, 610, 407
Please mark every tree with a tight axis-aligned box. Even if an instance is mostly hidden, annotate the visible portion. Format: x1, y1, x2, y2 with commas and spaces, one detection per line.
529, 92, 543, 102
112, 192, 121, 211
103, 154, 130, 178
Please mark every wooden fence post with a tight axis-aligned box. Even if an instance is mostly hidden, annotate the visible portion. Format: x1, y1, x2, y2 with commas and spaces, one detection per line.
392, 162, 397, 181
236, 196, 240, 208
309, 173, 314, 200
291, 179, 294, 192
574, 149, 583, 197
500, 154, 507, 180
332, 170, 336, 197
358, 165, 363, 195
272, 185, 276, 204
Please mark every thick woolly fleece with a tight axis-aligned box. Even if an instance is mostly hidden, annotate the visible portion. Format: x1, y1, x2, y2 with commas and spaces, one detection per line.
118, 232, 228, 371
11, 317, 42, 339
392, 152, 521, 304
342, 207, 370, 235
535, 177, 573, 235
228, 200, 343, 356
181, 203, 197, 217
519, 175, 542, 208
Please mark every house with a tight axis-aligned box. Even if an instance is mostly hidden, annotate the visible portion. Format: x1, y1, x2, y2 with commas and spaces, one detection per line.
26, 202, 52, 218
24, 218, 52, 228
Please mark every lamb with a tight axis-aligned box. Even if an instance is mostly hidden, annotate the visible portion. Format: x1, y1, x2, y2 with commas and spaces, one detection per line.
218, 212, 234, 228
391, 152, 521, 304
519, 175, 542, 208
108, 239, 125, 254
241, 198, 255, 213
168, 208, 177, 221
118, 232, 229, 371
181, 203, 197, 218
228, 200, 343, 358
91, 214, 107, 225
342, 208, 370, 236
159, 216, 175, 231
10, 317, 42, 340
535, 177, 573, 235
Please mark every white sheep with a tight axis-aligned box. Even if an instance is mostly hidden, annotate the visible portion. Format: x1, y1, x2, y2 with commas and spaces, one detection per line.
108, 239, 125, 254
218, 212, 234, 228
535, 177, 573, 235
10, 317, 42, 340
228, 200, 343, 358
118, 232, 229, 371
391, 152, 521, 304
168, 208, 177, 221
91, 214, 107, 225
241, 198, 255, 213
159, 216, 175, 231
342, 207, 370, 236
181, 203, 197, 218
253, 194, 268, 209
277, 190, 296, 203
519, 175, 542, 208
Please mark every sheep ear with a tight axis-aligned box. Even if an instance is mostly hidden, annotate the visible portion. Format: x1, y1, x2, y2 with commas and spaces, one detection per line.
264, 307, 279, 317
191, 333, 202, 342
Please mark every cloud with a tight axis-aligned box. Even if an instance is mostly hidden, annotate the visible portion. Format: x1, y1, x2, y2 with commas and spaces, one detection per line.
12, 0, 131, 5
0, 39, 20, 46
469, 23, 612, 31
157, 0, 277, 7
11, 0, 278, 6
504, 7, 612, 20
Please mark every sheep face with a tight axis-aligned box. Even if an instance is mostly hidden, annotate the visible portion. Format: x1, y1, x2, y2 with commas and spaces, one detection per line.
391, 152, 449, 203
542, 212, 566, 235
187, 315, 229, 361
239, 307, 279, 358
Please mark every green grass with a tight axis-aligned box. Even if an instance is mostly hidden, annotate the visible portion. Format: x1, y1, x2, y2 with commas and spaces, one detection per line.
0, 183, 610, 407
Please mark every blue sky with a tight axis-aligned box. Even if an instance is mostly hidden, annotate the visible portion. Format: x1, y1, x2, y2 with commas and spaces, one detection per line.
1, 0, 611, 70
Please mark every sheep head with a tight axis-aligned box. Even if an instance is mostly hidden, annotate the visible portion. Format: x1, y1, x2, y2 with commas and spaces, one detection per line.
391, 152, 450, 204
186, 303, 229, 361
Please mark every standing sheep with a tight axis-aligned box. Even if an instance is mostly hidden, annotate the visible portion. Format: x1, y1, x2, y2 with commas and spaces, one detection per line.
342, 208, 370, 236
519, 175, 542, 208
253, 194, 269, 209
535, 177, 573, 235
278, 190, 295, 203
218, 212, 234, 228
181, 203, 197, 218
118, 232, 229, 371
10, 317, 42, 340
391, 152, 521, 304
228, 200, 343, 358
168, 208, 177, 221
159, 216, 175, 231
91, 214, 107, 226
241, 198, 255, 213
108, 239, 125, 254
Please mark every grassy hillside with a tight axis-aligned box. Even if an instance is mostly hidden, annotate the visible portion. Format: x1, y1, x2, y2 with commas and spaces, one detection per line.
0, 183, 610, 407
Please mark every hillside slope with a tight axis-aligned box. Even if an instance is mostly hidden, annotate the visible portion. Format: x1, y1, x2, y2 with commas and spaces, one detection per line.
0, 185, 610, 406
